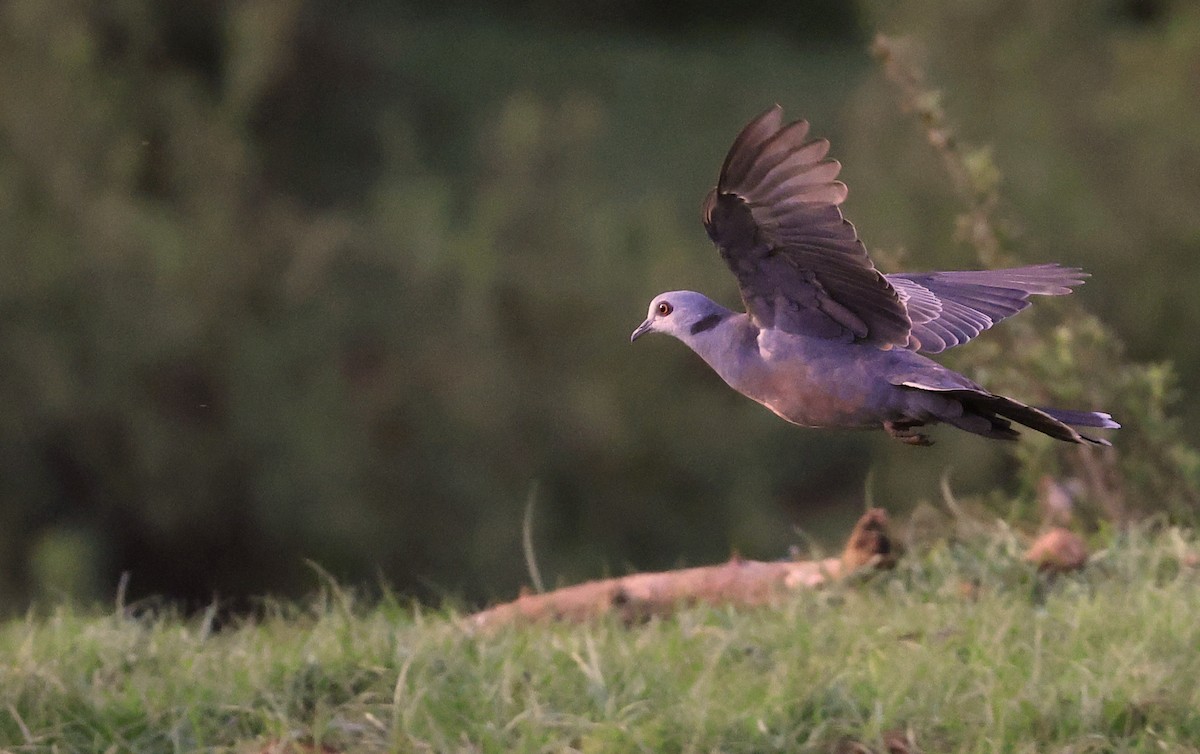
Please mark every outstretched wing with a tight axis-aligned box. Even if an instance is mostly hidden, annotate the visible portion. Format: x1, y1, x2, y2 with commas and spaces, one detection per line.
701, 105, 911, 347
888, 264, 1086, 353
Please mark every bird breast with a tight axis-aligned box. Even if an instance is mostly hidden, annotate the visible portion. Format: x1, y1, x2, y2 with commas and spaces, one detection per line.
743, 331, 892, 429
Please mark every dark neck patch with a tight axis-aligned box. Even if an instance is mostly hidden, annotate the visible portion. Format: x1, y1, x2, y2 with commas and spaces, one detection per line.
689, 313, 725, 335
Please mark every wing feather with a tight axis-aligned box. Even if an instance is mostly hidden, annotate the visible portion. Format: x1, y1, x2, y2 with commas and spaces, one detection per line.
703, 106, 910, 346
888, 265, 1087, 353
702, 108, 1083, 349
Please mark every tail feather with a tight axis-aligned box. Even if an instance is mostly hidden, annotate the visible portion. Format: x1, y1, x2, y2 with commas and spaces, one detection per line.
900, 380, 1117, 445
1037, 407, 1121, 430
970, 395, 1114, 446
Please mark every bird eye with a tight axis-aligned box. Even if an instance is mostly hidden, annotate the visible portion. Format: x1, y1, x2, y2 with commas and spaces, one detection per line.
657, 302, 673, 316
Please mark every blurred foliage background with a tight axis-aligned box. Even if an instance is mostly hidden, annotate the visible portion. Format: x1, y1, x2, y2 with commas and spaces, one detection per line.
1, 0, 1196, 610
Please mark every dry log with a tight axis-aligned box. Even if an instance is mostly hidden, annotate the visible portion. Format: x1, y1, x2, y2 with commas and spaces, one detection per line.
468, 508, 894, 630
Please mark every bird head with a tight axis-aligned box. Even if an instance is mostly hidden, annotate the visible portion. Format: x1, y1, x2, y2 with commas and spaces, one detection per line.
630, 291, 729, 343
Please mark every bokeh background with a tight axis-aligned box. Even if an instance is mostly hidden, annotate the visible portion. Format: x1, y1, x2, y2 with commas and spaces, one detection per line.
1, 0, 1197, 611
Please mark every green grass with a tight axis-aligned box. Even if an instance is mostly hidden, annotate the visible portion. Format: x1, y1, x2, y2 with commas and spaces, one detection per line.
3, 525, 1200, 753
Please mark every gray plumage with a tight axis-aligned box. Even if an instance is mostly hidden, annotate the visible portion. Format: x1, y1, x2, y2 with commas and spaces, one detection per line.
631, 106, 1118, 446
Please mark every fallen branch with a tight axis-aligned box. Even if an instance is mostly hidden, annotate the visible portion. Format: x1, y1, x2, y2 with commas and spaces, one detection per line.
469, 509, 895, 630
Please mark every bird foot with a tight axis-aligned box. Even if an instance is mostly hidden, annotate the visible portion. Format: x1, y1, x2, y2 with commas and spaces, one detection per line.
885, 421, 934, 446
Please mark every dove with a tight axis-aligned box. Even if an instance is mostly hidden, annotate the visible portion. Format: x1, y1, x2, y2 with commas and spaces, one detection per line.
631, 106, 1117, 446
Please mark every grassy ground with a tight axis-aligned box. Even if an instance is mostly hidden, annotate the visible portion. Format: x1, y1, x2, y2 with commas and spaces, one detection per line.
3, 524, 1199, 753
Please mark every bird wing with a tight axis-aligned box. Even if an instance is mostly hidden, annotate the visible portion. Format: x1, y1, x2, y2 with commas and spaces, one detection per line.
701, 105, 911, 347
887, 265, 1086, 353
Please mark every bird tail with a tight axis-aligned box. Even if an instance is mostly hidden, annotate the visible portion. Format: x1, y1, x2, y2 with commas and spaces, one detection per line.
954, 394, 1117, 446
898, 378, 1120, 446
1036, 407, 1121, 430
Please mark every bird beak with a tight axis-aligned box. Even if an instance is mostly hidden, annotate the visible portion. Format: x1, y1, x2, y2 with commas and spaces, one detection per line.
630, 319, 653, 343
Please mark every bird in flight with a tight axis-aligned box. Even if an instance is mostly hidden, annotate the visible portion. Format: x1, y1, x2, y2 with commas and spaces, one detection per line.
631, 106, 1118, 446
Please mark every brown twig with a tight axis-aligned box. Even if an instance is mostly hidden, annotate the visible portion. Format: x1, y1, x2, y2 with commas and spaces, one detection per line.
871, 33, 1006, 268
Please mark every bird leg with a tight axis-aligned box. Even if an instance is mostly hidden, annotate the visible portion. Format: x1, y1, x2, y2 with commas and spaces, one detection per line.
884, 420, 934, 446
